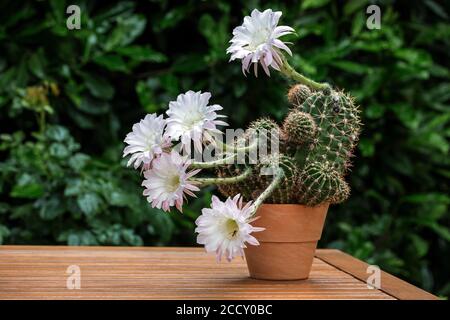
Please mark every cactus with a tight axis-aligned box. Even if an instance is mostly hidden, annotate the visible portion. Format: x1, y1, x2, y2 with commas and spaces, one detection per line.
215, 85, 361, 207
287, 84, 313, 106
217, 154, 299, 204
122, 8, 364, 238
283, 110, 317, 145
298, 161, 350, 206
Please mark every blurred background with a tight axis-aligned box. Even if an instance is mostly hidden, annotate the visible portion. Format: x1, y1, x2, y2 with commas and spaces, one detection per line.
0, 0, 448, 296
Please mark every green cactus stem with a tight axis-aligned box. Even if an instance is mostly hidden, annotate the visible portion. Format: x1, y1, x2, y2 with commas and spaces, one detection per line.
191, 167, 252, 186
190, 137, 259, 169
215, 136, 259, 153
297, 89, 362, 173
248, 117, 280, 132
250, 167, 285, 215
280, 56, 330, 91
298, 161, 350, 206
190, 154, 237, 169
282, 110, 317, 144
216, 83, 361, 207
216, 154, 299, 204
287, 84, 313, 107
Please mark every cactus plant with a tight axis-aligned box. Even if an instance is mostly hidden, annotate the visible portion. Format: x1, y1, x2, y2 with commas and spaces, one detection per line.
124, 8, 363, 262
215, 86, 361, 207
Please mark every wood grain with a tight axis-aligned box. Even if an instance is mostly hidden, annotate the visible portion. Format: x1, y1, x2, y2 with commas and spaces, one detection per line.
315, 249, 438, 300
0, 246, 435, 300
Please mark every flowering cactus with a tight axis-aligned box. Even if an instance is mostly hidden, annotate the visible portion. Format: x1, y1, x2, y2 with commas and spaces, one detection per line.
217, 84, 362, 206
123, 9, 361, 261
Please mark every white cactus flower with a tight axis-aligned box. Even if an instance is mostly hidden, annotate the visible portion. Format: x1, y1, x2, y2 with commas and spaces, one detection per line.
227, 9, 295, 76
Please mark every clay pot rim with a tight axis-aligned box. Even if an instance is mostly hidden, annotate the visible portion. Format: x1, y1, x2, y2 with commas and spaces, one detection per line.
250, 203, 329, 242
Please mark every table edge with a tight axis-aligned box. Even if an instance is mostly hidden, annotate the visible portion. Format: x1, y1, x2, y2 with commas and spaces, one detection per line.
315, 249, 439, 300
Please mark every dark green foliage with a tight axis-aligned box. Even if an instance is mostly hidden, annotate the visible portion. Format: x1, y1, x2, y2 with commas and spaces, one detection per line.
0, 124, 177, 246
0, 0, 448, 296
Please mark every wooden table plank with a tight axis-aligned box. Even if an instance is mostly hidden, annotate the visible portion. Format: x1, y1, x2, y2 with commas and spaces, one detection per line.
315, 249, 438, 300
0, 246, 435, 300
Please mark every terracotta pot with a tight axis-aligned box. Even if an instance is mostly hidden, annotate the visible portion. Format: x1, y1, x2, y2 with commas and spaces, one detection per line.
244, 203, 329, 280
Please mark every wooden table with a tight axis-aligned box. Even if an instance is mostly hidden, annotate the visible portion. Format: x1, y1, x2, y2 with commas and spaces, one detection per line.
0, 246, 438, 300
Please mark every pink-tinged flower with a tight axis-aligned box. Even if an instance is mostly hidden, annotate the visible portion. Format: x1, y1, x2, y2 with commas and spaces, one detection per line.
165, 91, 227, 153
123, 114, 170, 170
142, 151, 200, 212
227, 9, 294, 76
195, 194, 264, 262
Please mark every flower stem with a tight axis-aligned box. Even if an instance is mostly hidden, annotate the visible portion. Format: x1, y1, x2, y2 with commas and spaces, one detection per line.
191, 167, 252, 186
217, 138, 258, 153
190, 139, 258, 169
190, 154, 236, 169
251, 168, 285, 216
280, 56, 330, 91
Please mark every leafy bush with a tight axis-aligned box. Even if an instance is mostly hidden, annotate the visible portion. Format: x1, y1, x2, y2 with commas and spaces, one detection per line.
0, 0, 448, 296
